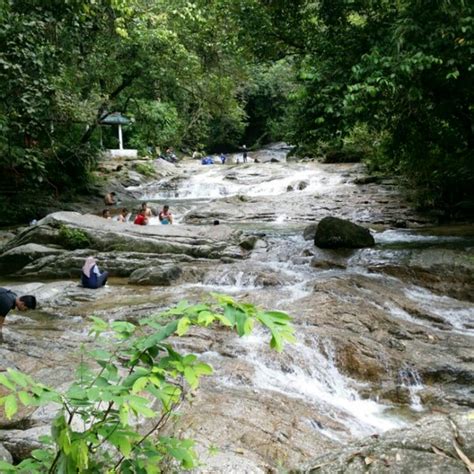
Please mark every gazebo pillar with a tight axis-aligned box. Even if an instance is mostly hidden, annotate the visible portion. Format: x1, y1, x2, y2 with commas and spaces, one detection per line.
118, 124, 123, 150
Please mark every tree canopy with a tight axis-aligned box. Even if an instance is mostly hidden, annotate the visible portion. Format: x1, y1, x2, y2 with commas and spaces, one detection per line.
1, 0, 472, 217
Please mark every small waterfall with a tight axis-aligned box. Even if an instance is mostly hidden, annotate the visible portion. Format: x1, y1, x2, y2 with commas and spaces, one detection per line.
204, 333, 404, 440
202, 270, 261, 289
404, 287, 474, 334
398, 366, 424, 412
131, 162, 348, 201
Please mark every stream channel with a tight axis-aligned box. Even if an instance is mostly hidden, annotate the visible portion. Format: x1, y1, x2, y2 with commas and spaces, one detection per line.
1, 145, 473, 472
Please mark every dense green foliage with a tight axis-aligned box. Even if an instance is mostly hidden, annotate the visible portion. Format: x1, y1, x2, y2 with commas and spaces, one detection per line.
1, 0, 472, 216
0, 294, 295, 472
58, 225, 91, 250
278, 0, 474, 209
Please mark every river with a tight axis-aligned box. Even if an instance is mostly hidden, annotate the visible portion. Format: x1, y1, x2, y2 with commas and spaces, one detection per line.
0, 145, 473, 471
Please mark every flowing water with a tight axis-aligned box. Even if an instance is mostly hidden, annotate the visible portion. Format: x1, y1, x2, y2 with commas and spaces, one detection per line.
2, 146, 473, 469
125, 148, 473, 442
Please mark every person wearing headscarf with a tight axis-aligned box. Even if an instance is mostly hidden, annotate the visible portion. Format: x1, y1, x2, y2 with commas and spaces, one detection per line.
81, 257, 108, 289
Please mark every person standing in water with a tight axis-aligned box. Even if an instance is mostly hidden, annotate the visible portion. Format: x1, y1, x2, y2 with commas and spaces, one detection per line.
159, 205, 174, 224
81, 257, 108, 289
242, 144, 248, 163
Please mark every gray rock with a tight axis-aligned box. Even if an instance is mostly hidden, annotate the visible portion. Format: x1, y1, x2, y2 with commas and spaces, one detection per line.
314, 216, 375, 248
0, 212, 245, 275
0, 425, 49, 461
0, 443, 13, 463
129, 264, 182, 285
303, 224, 318, 241
239, 235, 259, 251
301, 411, 474, 473
0, 243, 64, 274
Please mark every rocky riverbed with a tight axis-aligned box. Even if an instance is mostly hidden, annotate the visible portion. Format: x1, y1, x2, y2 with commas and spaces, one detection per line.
0, 146, 473, 472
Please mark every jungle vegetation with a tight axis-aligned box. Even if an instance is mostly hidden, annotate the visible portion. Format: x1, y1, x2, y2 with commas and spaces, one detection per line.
1, 0, 472, 219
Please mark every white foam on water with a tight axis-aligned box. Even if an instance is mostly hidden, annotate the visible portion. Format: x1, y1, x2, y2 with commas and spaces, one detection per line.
133, 165, 348, 201
375, 229, 464, 244
205, 333, 404, 439
399, 367, 424, 412
404, 287, 474, 334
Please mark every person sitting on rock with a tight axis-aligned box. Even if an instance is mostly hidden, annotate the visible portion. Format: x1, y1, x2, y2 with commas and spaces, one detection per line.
104, 192, 117, 206
159, 205, 173, 224
0, 288, 36, 336
102, 209, 111, 219
117, 208, 129, 223
134, 209, 149, 225
81, 257, 108, 289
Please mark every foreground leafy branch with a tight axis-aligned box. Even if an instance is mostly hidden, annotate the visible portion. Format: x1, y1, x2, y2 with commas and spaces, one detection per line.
0, 293, 295, 473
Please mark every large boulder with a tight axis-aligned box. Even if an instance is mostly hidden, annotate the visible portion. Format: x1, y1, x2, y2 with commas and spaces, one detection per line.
0, 243, 64, 274
0, 212, 247, 276
301, 411, 474, 473
314, 216, 375, 249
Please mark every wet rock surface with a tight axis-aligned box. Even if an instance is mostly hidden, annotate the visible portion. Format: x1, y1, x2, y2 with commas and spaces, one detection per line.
301, 411, 474, 474
0, 146, 472, 471
0, 212, 248, 278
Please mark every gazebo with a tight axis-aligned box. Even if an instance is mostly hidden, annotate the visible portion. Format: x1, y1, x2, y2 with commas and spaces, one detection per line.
99, 112, 137, 158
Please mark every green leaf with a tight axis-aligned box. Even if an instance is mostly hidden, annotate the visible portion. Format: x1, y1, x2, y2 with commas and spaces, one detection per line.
18, 390, 34, 406
194, 362, 213, 376
132, 376, 149, 393
0, 460, 15, 472
89, 349, 112, 361
0, 374, 14, 390
176, 316, 190, 336
88, 316, 108, 336
129, 399, 155, 418
137, 320, 178, 351
7, 369, 29, 388
184, 367, 198, 389
4, 394, 18, 419
110, 432, 132, 457
119, 405, 130, 426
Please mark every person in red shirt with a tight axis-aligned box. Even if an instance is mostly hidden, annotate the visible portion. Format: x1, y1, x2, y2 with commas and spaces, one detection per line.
134, 209, 149, 225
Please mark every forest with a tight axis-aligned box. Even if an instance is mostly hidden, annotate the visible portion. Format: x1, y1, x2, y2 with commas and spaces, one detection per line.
1, 0, 473, 221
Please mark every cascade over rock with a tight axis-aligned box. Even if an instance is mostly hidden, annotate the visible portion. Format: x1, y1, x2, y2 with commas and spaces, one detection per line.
314, 216, 375, 248
0, 151, 472, 472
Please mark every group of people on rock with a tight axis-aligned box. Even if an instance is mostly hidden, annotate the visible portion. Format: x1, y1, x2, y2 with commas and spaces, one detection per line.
133, 203, 173, 225
198, 145, 249, 166
102, 194, 173, 226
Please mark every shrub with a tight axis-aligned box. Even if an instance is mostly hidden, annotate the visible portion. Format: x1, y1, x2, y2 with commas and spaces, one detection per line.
0, 294, 295, 473
58, 225, 91, 250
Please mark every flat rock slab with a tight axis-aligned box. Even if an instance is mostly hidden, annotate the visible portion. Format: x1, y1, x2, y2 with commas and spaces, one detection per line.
0, 212, 248, 276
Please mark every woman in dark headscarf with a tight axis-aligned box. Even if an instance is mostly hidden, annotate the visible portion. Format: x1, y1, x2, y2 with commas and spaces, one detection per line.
81, 257, 109, 289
